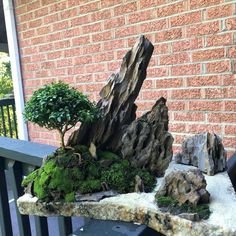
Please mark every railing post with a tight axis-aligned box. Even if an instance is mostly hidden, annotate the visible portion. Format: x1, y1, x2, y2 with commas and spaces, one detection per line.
7, 160, 31, 236
0, 157, 13, 236
57, 217, 73, 236
34, 216, 49, 236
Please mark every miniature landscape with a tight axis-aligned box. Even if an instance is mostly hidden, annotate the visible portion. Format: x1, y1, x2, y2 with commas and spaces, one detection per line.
17, 36, 236, 235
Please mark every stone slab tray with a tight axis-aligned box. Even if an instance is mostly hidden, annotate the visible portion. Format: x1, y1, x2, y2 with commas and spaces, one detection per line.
17, 163, 236, 236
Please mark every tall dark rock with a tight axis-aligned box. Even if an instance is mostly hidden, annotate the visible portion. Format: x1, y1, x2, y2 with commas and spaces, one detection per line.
68, 36, 154, 152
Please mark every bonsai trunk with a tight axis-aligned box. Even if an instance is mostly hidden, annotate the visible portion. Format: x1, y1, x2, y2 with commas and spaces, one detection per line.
58, 130, 65, 149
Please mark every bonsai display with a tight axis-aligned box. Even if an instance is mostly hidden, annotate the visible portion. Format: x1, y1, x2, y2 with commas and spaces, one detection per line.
17, 36, 236, 236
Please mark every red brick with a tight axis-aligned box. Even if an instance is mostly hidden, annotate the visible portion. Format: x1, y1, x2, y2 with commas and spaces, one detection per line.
60, 8, 78, 19
37, 26, 51, 35
140, 19, 167, 33
104, 17, 125, 29
73, 55, 93, 65
31, 36, 46, 45
115, 26, 138, 38
189, 101, 222, 111
71, 15, 90, 26
29, 19, 42, 28
192, 48, 225, 62
142, 90, 168, 100
128, 10, 156, 24
156, 78, 183, 88
223, 75, 236, 86
51, 68, 67, 76
205, 88, 227, 99
136, 101, 153, 111
143, 80, 154, 89
85, 83, 105, 93
153, 43, 169, 54
105, 39, 126, 51
50, 2, 67, 12
27, 1, 41, 11
46, 32, 62, 42
225, 125, 236, 135
147, 67, 168, 77
223, 138, 236, 149
208, 113, 236, 123
101, 0, 122, 7
206, 33, 232, 47
228, 46, 236, 58
170, 11, 201, 27
140, 0, 159, 9
92, 32, 113, 42
169, 123, 186, 132
186, 21, 220, 37
114, 2, 137, 16
160, 52, 190, 65
47, 51, 62, 60
190, 0, 221, 9
20, 12, 33, 23
224, 101, 236, 112
167, 101, 186, 110
172, 38, 203, 52
174, 112, 205, 122
34, 7, 49, 18
56, 59, 72, 67
76, 75, 93, 83
206, 4, 233, 19
206, 61, 231, 73
54, 40, 71, 49
82, 44, 102, 54
171, 64, 201, 76
226, 18, 236, 30
93, 52, 114, 63
171, 89, 201, 99
186, 76, 221, 87
43, 13, 59, 24
80, 1, 99, 14
82, 22, 102, 34
187, 124, 222, 134
156, 1, 186, 17
93, 73, 111, 82
91, 9, 112, 21
155, 28, 182, 42
22, 29, 35, 39
227, 87, 236, 98
86, 64, 107, 73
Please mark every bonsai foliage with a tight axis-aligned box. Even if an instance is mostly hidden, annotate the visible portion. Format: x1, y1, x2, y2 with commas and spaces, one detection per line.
24, 82, 99, 148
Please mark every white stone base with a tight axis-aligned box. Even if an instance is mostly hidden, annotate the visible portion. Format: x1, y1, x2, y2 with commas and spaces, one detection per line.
17, 163, 236, 236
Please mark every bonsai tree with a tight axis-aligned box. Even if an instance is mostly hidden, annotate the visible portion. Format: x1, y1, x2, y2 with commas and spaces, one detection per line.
24, 82, 98, 148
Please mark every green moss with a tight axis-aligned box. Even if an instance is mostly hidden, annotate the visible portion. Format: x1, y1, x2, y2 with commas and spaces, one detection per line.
78, 179, 101, 194
132, 169, 156, 192
155, 196, 211, 220
22, 169, 39, 187
97, 151, 120, 161
65, 192, 75, 202
101, 160, 132, 193
33, 176, 48, 199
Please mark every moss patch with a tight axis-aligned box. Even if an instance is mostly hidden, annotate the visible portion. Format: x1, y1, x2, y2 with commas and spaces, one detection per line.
22, 145, 156, 202
156, 196, 211, 220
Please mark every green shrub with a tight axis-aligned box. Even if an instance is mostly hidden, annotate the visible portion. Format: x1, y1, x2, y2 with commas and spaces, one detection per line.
23, 82, 99, 148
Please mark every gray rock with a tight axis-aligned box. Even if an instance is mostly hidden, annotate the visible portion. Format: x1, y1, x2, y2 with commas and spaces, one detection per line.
75, 190, 119, 202
175, 132, 227, 175
121, 97, 174, 177
156, 169, 210, 206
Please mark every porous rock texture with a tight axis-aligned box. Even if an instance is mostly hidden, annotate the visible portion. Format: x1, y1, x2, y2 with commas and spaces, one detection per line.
121, 97, 173, 177
175, 132, 227, 175
68, 35, 154, 153
156, 169, 210, 206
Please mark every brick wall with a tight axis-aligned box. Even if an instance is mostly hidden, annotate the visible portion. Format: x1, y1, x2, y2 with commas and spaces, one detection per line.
14, 0, 236, 157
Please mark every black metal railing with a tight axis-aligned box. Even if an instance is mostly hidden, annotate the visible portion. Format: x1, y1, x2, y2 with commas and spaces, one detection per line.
0, 98, 18, 139
0, 137, 74, 236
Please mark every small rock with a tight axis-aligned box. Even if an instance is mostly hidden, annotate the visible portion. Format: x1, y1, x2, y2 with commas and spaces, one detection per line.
178, 213, 200, 221
175, 132, 227, 175
156, 169, 210, 206
75, 190, 119, 202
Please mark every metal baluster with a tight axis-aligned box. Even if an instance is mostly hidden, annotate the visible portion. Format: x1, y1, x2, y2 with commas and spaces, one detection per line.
6, 105, 13, 138
34, 216, 49, 236
7, 160, 31, 236
0, 157, 13, 236
12, 104, 18, 139
0, 106, 7, 136
57, 217, 73, 236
